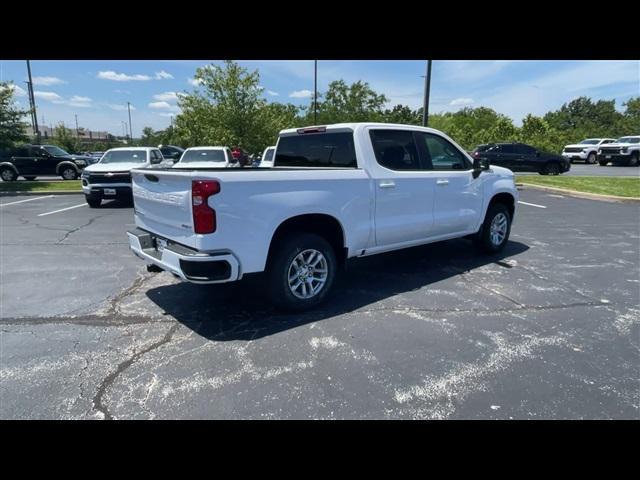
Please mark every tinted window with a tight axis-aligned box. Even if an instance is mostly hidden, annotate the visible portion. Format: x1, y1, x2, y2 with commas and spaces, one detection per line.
180, 149, 226, 163
43, 145, 69, 156
370, 130, 420, 170
14, 147, 30, 157
419, 133, 470, 170
500, 144, 516, 154
275, 132, 357, 168
475, 144, 493, 152
515, 144, 536, 155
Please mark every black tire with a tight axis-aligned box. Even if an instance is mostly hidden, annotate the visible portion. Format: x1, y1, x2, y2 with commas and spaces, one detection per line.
542, 162, 560, 175
598, 160, 608, 166
629, 153, 639, 167
587, 153, 597, 164
474, 203, 512, 254
85, 195, 101, 208
23, 176, 37, 180
0, 167, 17, 182
60, 166, 78, 180
266, 232, 337, 312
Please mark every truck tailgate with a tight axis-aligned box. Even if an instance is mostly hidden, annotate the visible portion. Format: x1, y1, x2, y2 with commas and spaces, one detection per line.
131, 169, 198, 247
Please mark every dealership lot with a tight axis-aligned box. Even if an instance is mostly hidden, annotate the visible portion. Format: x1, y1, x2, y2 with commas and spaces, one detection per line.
0, 190, 638, 419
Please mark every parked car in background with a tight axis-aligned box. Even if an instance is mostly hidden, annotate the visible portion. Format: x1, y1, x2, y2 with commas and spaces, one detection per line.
597, 136, 640, 166
562, 138, 617, 164
258, 146, 276, 168
172, 147, 233, 168
81, 147, 165, 208
127, 122, 518, 311
158, 145, 185, 163
87, 151, 105, 164
472, 142, 570, 175
0, 144, 91, 181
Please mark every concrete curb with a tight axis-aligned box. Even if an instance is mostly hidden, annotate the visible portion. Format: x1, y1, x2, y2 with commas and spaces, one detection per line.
0, 191, 82, 197
518, 183, 640, 203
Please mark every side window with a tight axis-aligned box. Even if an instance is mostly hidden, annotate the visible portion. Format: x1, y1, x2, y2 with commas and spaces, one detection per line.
155, 150, 164, 160
516, 144, 536, 155
501, 144, 516, 154
14, 147, 30, 157
419, 133, 471, 171
369, 130, 421, 171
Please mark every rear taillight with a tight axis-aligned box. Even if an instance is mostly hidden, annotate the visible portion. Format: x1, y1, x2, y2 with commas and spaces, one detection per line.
192, 180, 220, 234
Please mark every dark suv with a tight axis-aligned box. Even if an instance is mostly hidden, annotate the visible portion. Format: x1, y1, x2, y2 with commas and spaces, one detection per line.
471, 142, 570, 175
158, 145, 184, 163
0, 144, 92, 181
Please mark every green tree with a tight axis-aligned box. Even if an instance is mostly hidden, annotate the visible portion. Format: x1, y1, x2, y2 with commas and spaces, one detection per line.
54, 123, 79, 153
0, 82, 29, 149
306, 80, 388, 125
621, 97, 640, 134
383, 104, 421, 125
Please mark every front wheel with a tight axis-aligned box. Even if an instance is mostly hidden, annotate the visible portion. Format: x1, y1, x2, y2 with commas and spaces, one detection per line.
85, 195, 101, 208
598, 160, 608, 166
60, 166, 78, 180
266, 232, 337, 312
587, 153, 597, 164
541, 162, 560, 175
629, 153, 639, 167
474, 203, 512, 253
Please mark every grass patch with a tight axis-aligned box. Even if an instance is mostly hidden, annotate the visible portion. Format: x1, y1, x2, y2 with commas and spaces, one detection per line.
0, 180, 82, 193
516, 176, 640, 198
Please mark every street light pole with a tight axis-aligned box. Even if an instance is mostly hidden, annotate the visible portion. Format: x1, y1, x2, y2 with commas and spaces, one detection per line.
75, 114, 79, 141
26, 60, 41, 144
127, 102, 133, 142
422, 60, 432, 127
314, 60, 318, 125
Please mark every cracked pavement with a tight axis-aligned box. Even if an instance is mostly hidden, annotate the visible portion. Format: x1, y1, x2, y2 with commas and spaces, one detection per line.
0, 190, 638, 419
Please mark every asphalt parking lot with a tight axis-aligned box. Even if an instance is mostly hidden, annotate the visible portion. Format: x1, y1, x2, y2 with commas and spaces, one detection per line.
0, 190, 638, 419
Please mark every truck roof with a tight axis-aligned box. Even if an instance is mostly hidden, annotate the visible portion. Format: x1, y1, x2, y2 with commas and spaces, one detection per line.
106, 147, 155, 151
279, 122, 447, 136
184, 146, 227, 150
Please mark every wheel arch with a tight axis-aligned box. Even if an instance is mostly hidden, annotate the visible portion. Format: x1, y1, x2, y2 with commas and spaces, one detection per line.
55, 161, 79, 175
0, 162, 19, 174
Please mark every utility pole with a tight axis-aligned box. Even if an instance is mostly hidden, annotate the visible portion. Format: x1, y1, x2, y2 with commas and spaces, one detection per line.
313, 60, 318, 125
127, 102, 133, 142
26, 60, 41, 143
24, 81, 36, 136
75, 114, 79, 141
422, 60, 432, 127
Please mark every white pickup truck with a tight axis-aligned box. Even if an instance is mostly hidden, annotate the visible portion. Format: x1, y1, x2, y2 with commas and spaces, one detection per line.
127, 123, 519, 310
597, 136, 640, 166
562, 138, 616, 164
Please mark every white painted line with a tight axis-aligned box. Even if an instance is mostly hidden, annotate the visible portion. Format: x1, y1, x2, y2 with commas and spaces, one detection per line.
518, 200, 547, 209
37, 203, 87, 217
0, 195, 54, 207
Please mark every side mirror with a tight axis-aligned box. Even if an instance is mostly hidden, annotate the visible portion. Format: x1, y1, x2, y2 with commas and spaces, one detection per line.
472, 157, 490, 178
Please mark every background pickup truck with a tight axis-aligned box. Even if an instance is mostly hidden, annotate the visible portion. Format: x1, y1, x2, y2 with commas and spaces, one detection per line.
128, 123, 519, 311
562, 138, 617, 164
597, 136, 640, 166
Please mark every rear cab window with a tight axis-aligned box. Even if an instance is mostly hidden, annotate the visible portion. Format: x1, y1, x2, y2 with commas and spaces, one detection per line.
275, 130, 357, 168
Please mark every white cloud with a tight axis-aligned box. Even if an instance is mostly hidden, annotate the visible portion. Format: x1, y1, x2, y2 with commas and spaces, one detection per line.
449, 97, 474, 106
266, 90, 280, 96
97, 71, 151, 82
148, 101, 179, 111
153, 91, 179, 102
114, 89, 131, 94
289, 89, 313, 99
188, 77, 203, 86
32, 76, 66, 86
108, 104, 136, 111
34, 91, 63, 101
156, 112, 175, 117
70, 95, 91, 102
155, 70, 174, 80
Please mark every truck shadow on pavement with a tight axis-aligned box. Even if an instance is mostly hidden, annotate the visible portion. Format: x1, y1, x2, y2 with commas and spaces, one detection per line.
145, 239, 529, 342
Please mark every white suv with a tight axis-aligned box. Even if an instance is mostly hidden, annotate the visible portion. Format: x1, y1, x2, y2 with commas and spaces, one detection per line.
562, 138, 616, 164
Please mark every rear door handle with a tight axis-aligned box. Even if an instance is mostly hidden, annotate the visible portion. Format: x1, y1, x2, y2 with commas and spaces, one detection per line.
379, 180, 396, 189
436, 179, 449, 185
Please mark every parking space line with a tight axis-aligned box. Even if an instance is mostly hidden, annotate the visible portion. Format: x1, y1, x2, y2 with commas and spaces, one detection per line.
38, 203, 87, 217
518, 201, 547, 209
1, 195, 54, 207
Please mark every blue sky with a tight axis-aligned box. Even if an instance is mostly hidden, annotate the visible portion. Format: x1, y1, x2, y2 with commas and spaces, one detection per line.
1, 60, 638, 137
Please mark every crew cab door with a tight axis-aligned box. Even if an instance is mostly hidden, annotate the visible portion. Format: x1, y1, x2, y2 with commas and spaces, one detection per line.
367, 128, 436, 246
31, 146, 57, 174
416, 132, 483, 236
11, 147, 37, 174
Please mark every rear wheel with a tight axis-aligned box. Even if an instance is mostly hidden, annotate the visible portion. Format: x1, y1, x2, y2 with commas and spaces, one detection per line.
474, 203, 512, 254
1, 167, 17, 182
266, 232, 337, 312
60, 166, 78, 180
587, 153, 597, 164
